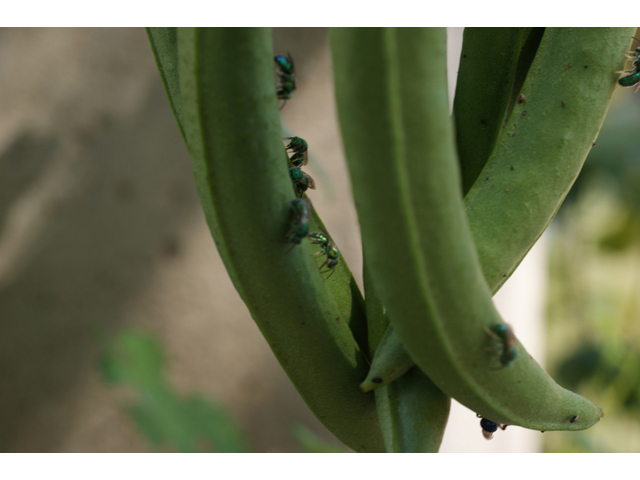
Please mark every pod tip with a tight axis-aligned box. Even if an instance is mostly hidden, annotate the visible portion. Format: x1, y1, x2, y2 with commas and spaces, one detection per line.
358, 383, 371, 393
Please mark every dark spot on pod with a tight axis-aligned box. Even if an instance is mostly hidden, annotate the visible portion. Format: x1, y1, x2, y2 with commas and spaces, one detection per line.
541, 431, 545, 433
480, 119, 487, 124
518, 94, 525, 104
372, 378, 383, 384
510, 165, 514, 171
570, 415, 578, 423
335, 317, 340, 322
485, 177, 489, 181
561, 101, 566, 109
511, 133, 516, 137
522, 110, 527, 116
584, 65, 588, 69
503, 274, 507, 277
592, 142, 597, 147
463, 54, 467, 58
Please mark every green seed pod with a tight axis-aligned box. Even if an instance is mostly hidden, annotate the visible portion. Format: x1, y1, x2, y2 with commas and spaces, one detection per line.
354, 27, 635, 401
146, 28, 186, 142
467, 28, 635, 293
363, 260, 450, 452
359, 323, 415, 393
170, 27, 383, 452
454, 27, 539, 195
332, 27, 629, 431
363, 28, 546, 391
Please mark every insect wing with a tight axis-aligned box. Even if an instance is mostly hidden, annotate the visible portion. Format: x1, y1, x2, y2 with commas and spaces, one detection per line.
303, 172, 316, 190
286, 52, 295, 74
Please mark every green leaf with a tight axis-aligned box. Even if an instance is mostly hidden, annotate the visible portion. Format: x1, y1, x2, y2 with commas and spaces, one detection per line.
290, 424, 350, 453
103, 329, 248, 452
99, 330, 165, 389
182, 395, 248, 453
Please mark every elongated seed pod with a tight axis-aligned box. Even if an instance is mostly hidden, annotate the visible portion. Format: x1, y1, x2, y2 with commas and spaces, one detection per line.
176, 27, 383, 452
146, 28, 186, 142
371, 21, 532, 385
469, 28, 635, 293
359, 321, 415, 392
331, 27, 621, 431
357, 27, 634, 396
362, 28, 544, 390
363, 260, 450, 452
150, 27, 374, 446
453, 27, 527, 195
308, 204, 370, 359
499, 28, 545, 135
454, 28, 545, 195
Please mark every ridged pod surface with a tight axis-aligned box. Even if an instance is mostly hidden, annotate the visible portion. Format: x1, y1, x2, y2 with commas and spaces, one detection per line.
359, 321, 415, 392
147, 28, 186, 142
363, 260, 450, 452
453, 27, 532, 195
354, 27, 634, 405
174, 28, 384, 452
467, 28, 635, 292
331, 27, 631, 431
361, 28, 546, 393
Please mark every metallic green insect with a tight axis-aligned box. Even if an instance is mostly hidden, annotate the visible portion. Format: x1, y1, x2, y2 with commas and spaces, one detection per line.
618, 38, 640, 91
285, 136, 308, 167
477, 414, 508, 440
274, 53, 296, 106
274, 54, 294, 75
277, 78, 295, 100
484, 323, 518, 367
619, 69, 640, 88
308, 230, 340, 279
308, 231, 329, 250
319, 244, 340, 279
283, 198, 310, 247
289, 167, 315, 198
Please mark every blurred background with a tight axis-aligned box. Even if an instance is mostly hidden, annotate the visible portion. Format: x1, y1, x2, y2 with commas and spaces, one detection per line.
0, 27, 638, 453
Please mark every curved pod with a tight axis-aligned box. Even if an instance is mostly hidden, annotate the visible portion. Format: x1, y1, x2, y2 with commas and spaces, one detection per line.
331, 27, 615, 431
178, 28, 383, 452
363, 261, 450, 452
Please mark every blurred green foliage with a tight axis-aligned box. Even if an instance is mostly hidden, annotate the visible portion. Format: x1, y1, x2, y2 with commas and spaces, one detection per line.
290, 424, 350, 453
546, 89, 640, 452
100, 330, 248, 453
